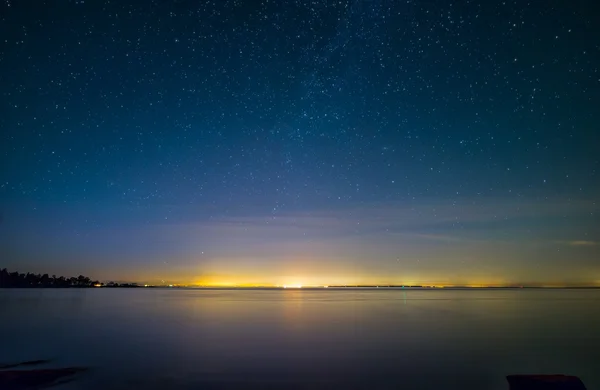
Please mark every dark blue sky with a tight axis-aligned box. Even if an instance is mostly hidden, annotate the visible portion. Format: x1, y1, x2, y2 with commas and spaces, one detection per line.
1, 0, 599, 285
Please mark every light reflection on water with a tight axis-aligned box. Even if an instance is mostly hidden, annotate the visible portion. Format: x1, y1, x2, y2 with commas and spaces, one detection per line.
1, 289, 599, 389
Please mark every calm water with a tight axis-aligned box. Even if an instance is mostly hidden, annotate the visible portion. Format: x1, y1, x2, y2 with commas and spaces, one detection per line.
1, 288, 599, 389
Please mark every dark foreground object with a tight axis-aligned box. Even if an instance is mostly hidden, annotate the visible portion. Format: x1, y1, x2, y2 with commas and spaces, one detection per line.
0, 361, 588, 390
507, 375, 587, 390
0, 366, 86, 390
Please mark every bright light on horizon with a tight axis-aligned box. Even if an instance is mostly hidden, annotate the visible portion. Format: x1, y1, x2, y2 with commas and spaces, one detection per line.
283, 284, 302, 289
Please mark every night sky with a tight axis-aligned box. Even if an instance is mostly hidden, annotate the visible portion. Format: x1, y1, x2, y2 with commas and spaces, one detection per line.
1, 0, 599, 286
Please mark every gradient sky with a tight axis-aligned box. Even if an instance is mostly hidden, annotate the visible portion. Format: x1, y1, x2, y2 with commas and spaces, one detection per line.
1, 0, 599, 286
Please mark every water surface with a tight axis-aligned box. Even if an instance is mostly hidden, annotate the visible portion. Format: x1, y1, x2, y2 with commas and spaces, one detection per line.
1, 288, 599, 389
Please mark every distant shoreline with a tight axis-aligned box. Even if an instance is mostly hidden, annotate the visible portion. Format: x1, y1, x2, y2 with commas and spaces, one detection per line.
3, 285, 599, 290
3, 270, 598, 290
179, 285, 600, 290
187, 286, 600, 290
22, 285, 594, 290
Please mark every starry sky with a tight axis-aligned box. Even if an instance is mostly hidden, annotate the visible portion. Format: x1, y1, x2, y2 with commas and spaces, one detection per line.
1, 0, 599, 286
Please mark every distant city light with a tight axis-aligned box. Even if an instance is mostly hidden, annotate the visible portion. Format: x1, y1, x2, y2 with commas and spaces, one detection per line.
283, 284, 302, 289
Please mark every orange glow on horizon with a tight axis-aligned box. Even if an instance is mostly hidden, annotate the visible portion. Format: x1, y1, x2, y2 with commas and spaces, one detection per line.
92, 264, 600, 288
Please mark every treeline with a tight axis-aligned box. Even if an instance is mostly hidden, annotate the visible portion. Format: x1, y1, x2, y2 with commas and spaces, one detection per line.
0, 269, 99, 288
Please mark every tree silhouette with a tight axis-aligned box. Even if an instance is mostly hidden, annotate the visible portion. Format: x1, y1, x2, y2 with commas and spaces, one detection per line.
0, 268, 100, 288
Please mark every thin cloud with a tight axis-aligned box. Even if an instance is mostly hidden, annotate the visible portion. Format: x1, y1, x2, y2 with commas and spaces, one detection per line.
565, 240, 598, 247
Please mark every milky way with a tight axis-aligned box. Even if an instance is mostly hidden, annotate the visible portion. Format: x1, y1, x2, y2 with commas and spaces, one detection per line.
1, 0, 599, 285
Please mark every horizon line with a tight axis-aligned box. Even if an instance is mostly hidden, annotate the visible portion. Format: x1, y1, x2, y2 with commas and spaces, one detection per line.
121, 283, 600, 289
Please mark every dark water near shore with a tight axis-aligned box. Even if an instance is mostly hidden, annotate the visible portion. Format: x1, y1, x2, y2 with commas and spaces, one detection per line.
1, 288, 599, 389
